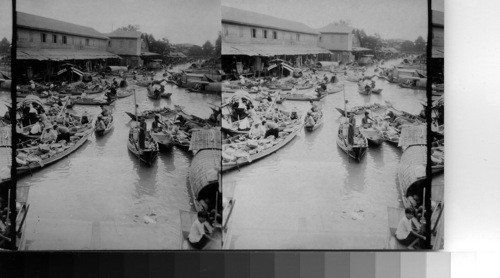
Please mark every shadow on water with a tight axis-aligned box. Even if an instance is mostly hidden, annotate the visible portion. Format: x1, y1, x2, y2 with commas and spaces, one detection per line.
158, 147, 176, 172
342, 149, 369, 193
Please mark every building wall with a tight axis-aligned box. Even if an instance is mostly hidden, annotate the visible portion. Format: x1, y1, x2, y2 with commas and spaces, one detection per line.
318, 33, 352, 51
222, 22, 318, 46
106, 38, 141, 56
17, 28, 108, 50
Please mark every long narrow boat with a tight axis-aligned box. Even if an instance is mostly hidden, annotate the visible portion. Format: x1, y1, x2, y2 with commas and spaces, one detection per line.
222, 121, 303, 172
360, 127, 384, 146
150, 131, 173, 151
17, 128, 93, 176
160, 92, 172, 99
326, 85, 343, 94
95, 117, 114, 137
62, 86, 106, 96
116, 88, 134, 98
127, 128, 159, 166
135, 80, 152, 87
147, 86, 161, 100
125, 107, 177, 121
358, 85, 372, 95
395, 144, 444, 250
304, 113, 323, 132
336, 118, 368, 161
181, 132, 222, 250
283, 93, 326, 101
73, 97, 115, 106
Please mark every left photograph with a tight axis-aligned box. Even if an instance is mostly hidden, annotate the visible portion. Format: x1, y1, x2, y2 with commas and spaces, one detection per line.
1, 1, 15, 250
14, 0, 222, 250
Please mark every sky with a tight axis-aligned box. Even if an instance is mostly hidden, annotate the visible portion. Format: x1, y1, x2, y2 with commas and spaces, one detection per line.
18, 0, 221, 45
0, 1, 12, 40
223, 0, 427, 41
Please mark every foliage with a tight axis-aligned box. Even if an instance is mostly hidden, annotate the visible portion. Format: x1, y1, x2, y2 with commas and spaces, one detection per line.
400, 40, 416, 52
414, 36, 426, 52
188, 45, 204, 57
141, 33, 171, 56
202, 40, 214, 56
214, 33, 221, 58
0, 37, 10, 54
117, 24, 140, 32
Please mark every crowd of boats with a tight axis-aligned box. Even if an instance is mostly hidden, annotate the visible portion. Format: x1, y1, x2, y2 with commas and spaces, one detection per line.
221, 56, 444, 249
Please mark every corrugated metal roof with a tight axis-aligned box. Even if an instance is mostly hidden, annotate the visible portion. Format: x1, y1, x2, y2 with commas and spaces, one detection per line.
105, 30, 142, 39
317, 23, 353, 34
17, 48, 121, 61
190, 129, 221, 152
222, 42, 330, 56
222, 6, 318, 35
17, 11, 108, 40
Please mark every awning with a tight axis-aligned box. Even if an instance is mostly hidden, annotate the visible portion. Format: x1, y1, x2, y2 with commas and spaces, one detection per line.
141, 52, 161, 57
17, 49, 121, 61
352, 47, 372, 52
222, 42, 331, 56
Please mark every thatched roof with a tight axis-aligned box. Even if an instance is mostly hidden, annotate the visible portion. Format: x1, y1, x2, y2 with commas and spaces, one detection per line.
188, 149, 221, 201
399, 125, 426, 149
189, 129, 221, 152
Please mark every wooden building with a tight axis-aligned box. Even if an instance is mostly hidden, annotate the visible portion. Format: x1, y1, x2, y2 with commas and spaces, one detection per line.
16, 12, 120, 82
221, 6, 330, 77
317, 23, 360, 63
105, 30, 160, 68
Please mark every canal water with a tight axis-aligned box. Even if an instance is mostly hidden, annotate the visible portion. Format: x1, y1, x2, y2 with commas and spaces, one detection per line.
223, 59, 436, 249
18, 65, 221, 250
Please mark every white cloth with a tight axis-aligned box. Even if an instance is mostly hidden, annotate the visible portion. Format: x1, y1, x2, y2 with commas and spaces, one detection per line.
188, 219, 206, 243
30, 123, 42, 134
395, 216, 420, 240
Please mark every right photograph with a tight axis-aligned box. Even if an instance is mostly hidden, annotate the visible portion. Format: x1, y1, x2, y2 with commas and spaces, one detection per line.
221, 0, 444, 249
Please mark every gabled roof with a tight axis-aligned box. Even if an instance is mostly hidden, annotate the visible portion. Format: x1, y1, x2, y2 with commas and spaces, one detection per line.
17, 11, 108, 40
317, 23, 353, 34
222, 6, 318, 35
105, 30, 142, 39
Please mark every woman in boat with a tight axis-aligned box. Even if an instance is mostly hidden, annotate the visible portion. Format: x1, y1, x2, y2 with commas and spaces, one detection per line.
395, 208, 426, 249
305, 111, 316, 127
96, 115, 107, 131
81, 111, 90, 125
139, 118, 147, 149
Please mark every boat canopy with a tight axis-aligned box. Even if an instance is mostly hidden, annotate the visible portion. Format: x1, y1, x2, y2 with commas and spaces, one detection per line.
189, 129, 221, 152
18, 95, 43, 107
399, 125, 427, 150
188, 149, 221, 211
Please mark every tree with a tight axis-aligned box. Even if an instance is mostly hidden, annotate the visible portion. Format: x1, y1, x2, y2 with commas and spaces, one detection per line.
214, 33, 221, 58
363, 35, 382, 51
414, 36, 426, 53
0, 37, 10, 54
400, 40, 415, 52
202, 40, 214, 57
188, 45, 204, 57
117, 24, 140, 32
141, 33, 171, 56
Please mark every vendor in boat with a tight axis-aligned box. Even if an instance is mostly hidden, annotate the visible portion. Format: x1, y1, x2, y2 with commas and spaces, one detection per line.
262, 120, 280, 139
188, 211, 214, 250
347, 113, 356, 145
53, 124, 71, 143
305, 111, 316, 127
151, 115, 166, 132
29, 118, 44, 135
395, 208, 426, 249
361, 112, 373, 128
249, 122, 265, 139
138, 117, 147, 149
309, 100, 319, 113
81, 111, 90, 125
96, 115, 107, 131
41, 124, 57, 143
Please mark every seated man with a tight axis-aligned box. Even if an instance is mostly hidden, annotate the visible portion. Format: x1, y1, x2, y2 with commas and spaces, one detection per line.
188, 211, 214, 250
395, 208, 426, 249
361, 111, 373, 128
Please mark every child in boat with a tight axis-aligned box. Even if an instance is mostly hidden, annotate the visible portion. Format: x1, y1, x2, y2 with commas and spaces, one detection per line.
395, 208, 426, 249
188, 211, 214, 250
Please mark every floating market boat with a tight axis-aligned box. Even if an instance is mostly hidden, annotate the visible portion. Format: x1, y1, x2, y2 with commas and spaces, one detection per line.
304, 112, 323, 132
150, 131, 173, 151
222, 118, 303, 172
336, 118, 368, 161
360, 127, 384, 146
160, 92, 172, 99
95, 117, 114, 137
16, 127, 94, 176
116, 88, 134, 98
127, 128, 159, 166
73, 97, 115, 106
181, 130, 222, 250
325, 85, 343, 94
62, 86, 106, 96
125, 107, 177, 121
147, 86, 162, 100
283, 93, 326, 101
